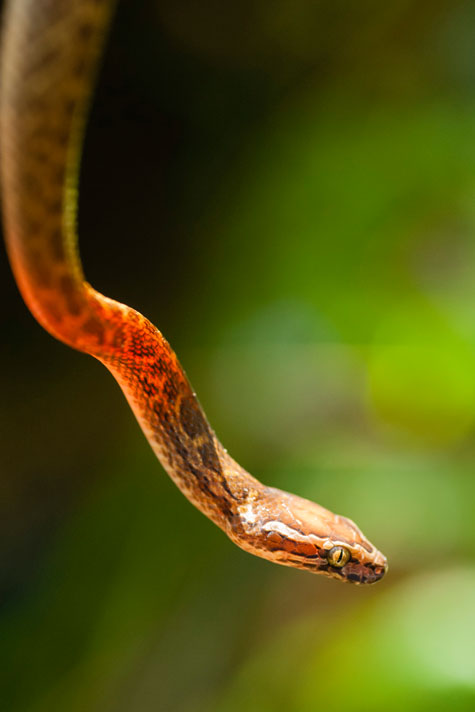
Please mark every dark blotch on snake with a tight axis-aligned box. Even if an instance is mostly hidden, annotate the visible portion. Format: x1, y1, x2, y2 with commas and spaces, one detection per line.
179, 396, 208, 439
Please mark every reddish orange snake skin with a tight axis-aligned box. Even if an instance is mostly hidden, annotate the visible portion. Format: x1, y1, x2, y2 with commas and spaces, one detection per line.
1, 0, 387, 583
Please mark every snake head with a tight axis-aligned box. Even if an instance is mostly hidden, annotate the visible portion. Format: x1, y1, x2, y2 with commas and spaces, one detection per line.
233, 486, 387, 584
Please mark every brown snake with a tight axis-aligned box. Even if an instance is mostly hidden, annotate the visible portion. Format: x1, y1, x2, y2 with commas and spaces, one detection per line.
1, 0, 387, 584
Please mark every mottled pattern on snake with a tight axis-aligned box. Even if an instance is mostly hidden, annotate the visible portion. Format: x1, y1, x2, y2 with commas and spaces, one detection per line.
1, 0, 387, 583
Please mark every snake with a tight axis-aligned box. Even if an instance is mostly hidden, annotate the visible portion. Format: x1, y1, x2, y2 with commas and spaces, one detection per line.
1, 0, 387, 584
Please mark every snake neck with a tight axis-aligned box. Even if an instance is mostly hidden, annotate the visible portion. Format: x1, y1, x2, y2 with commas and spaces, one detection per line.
91, 295, 262, 532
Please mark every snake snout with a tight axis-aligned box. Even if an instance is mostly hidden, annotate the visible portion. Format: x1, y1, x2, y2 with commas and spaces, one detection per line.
373, 563, 387, 580
367, 557, 388, 584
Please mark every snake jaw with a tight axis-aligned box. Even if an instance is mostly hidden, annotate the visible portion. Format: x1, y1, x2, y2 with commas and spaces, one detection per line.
339, 556, 388, 585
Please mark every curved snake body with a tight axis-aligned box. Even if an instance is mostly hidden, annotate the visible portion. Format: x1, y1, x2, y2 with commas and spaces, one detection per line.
0, 0, 387, 584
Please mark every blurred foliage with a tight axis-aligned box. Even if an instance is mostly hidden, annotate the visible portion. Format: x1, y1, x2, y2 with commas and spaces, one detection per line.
1, 0, 475, 710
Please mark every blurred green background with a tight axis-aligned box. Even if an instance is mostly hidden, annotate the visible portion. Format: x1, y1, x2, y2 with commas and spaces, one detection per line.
1, 0, 475, 710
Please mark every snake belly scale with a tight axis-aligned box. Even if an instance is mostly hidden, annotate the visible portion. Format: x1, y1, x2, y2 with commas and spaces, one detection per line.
0, 0, 387, 584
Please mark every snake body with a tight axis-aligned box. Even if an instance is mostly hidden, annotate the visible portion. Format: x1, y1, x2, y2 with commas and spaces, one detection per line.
1, 0, 387, 584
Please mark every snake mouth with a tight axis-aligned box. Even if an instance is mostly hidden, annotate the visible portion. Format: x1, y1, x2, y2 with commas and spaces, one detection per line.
342, 560, 388, 584
366, 562, 388, 583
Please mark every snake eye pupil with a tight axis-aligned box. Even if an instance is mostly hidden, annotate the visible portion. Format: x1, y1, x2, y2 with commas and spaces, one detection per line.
328, 546, 350, 568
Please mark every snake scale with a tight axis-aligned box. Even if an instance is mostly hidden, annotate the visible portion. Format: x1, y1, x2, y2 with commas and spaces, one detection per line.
1, 0, 387, 584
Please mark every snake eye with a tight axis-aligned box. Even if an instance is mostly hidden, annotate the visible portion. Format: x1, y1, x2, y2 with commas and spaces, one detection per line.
328, 546, 350, 568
